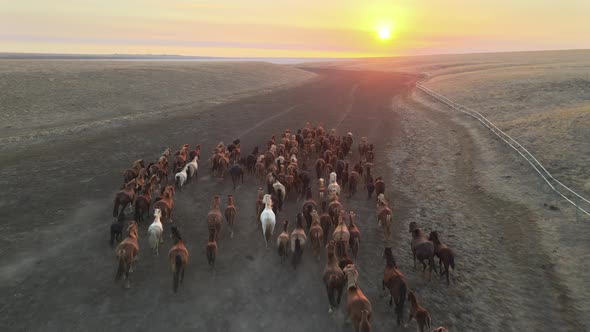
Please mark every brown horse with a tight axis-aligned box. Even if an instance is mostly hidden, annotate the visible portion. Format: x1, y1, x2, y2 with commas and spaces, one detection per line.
169, 226, 189, 292
348, 211, 361, 261
123, 159, 144, 183
323, 241, 345, 313
319, 204, 332, 244
383, 247, 408, 327
205, 226, 217, 270
337, 241, 354, 270
302, 187, 318, 230
375, 176, 385, 198
290, 213, 307, 270
114, 221, 139, 289
348, 171, 360, 198
409, 222, 435, 280
309, 209, 324, 262
255, 188, 265, 228
113, 179, 137, 219
328, 198, 343, 227
277, 220, 290, 264
407, 291, 432, 332
428, 231, 455, 285
153, 185, 175, 223
224, 195, 237, 239
207, 195, 223, 240
343, 264, 372, 332
333, 210, 350, 250
359, 309, 371, 332
133, 175, 156, 223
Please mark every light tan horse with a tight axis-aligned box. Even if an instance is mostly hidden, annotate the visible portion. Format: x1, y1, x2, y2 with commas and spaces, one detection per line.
343, 264, 372, 332
333, 210, 350, 260
114, 221, 139, 289
377, 194, 393, 244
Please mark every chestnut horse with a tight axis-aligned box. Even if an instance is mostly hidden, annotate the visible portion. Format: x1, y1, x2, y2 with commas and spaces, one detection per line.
169, 226, 189, 292
323, 241, 345, 313
255, 188, 265, 227
114, 221, 139, 289
224, 195, 237, 239
407, 291, 432, 332
343, 264, 372, 332
319, 204, 332, 245
333, 211, 350, 256
207, 195, 223, 240
133, 175, 156, 223
383, 247, 408, 327
277, 220, 290, 264
428, 231, 455, 285
123, 159, 144, 183
348, 211, 361, 261
153, 185, 175, 223
113, 179, 137, 219
309, 209, 324, 262
205, 227, 217, 270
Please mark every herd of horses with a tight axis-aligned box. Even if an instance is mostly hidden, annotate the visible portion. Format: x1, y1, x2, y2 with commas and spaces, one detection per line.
109, 123, 454, 332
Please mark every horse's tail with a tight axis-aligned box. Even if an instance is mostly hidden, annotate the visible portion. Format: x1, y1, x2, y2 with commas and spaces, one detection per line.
173, 253, 182, 292
397, 281, 407, 326
175, 174, 181, 189
292, 239, 302, 269
115, 249, 126, 281
206, 244, 216, 267
264, 222, 272, 244
449, 251, 455, 270
113, 196, 120, 218
148, 229, 158, 250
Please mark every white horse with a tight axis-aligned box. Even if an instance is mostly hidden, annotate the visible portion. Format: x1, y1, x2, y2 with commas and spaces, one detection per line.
327, 172, 341, 200
186, 156, 198, 183
175, 165, 189, 190
148, 208, 164, 255
260, 194, 276, 249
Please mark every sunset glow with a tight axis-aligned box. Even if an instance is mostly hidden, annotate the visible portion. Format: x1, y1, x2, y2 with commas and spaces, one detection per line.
1, 1, 589, 57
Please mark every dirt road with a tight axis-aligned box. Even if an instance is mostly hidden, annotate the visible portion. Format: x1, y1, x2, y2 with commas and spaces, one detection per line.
1, 68, 586, 331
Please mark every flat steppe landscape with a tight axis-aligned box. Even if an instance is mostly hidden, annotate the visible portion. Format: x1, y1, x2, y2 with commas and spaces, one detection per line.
1, 54, 589, 331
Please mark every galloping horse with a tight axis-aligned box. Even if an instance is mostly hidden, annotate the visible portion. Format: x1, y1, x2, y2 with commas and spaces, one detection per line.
148, 208, 164, 255
348, 211, 361, 261
255, 188, 265, 227
309, 209, 324, 262
428, 231, 455, 285
123, 159, 144, 184
207, 195, 223, 240
153, 185, 175, 223
205, 227, 217, 270
290, 213, 307, 269
224, 195, 237, 238
407, 291, 432, 332
169, 226, 189, 292
259, 194, 276, 248
133, 175, 156, 223
323, 241, 345, 313
301, 187, 318, 230
114, 221, 139, 289
409, 222, 435, 280
377, 194, 393, 244
327, 172, 341, 201
343, 264, 372, 332
113, 179, 137, 219
277, 220, 290, 264
383, 247, 408, 327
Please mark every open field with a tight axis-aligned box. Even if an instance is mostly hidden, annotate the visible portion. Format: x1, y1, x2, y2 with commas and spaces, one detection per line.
1, 62, 589, 331
302, 49, 590, 195
0, 61, 316, 149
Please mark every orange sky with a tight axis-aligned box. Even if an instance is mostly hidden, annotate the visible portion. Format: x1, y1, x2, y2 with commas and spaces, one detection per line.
1, 0, 589, 57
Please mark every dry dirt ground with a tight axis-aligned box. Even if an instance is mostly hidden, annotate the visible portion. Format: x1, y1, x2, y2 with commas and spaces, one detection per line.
1, 68, 588, 331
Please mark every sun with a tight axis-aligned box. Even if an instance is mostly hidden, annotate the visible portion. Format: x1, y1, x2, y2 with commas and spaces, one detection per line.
377, 26, 392, 41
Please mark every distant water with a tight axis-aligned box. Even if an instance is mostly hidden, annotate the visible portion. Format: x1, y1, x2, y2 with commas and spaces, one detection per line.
0, 53, 349, 65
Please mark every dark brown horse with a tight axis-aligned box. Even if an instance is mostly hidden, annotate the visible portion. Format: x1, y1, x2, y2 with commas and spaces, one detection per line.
409, 222, 435, 280
255, 188, 265, 228
428, 231, 455, 285
383, 247, 408, 327
323, 241, 345, 313
348, 171, 360, 198
123, 159, 144, 183
114, 221, 139, 289
301, 187, 318, 230
169, 226, 189, 292
133, 175, 156, 223
224, 195, 237, 238
375, 176, 385, 198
